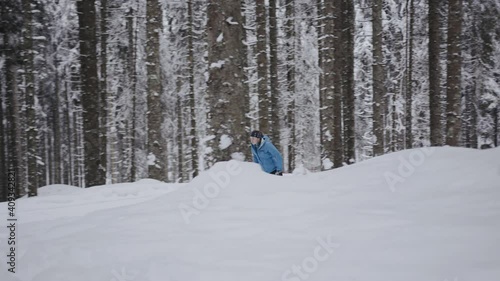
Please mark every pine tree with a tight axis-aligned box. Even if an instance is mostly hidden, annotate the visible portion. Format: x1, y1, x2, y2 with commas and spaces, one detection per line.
187, 0, 198, 178
77, 0, 104, 187
99, 0, 108, 182
342, 0, 355, 164
206, 0, 249, 164
146, 0, 167, 181
405, 0, 415, 149
256, 0, 269, 133
445, 0, 463, 146
285, 0, 296, 172
429, 0, 442, 146
372, 0, 386, 156
269, 0, 280, 148
22, 0, 38, 195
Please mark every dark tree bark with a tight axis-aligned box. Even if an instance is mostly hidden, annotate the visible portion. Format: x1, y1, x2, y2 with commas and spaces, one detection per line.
286, 0, 296, 172
445, 0, 463, 146
77, 0, 104, 187
372, 0, 386, 156
22, 0, 38, 196
53, 56, 62, 183
269, 0, 280, 148
146, 0, 167, 180
126, 7, 137, 182
206, 0, 249, 164
3, 3, 24, 197
319, 0, 336, 169
187, 0, 199, 178
342, 0, 355, 164
405, 0, 414, 149
99, 0, 108, 182
429, 0, 442, 146
256, 0, 269, 133
332, 0, 343, 168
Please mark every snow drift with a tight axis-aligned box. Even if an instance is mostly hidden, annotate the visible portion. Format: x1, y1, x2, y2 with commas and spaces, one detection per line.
1, 147, 499, 281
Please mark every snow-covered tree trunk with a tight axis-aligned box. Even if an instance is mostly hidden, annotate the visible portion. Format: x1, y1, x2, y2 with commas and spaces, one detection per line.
77, 0, 104, 187
269, 0, 280, 149
146, 0, 167, 181
342, 0, 356, 164
99, 0, 109, 183
285, 0, 296, 172
445, 0, 462, 146
429, 0, 442, 146
22, 0, 38, 196
52, 56, 62, 184
126, 6, 138, 182
3, 0, 24, 196
405, 0, 415, 149
187, 0, 199, 178
256, 0, 269, 133
319, 0, 336, 169
206, 0, 249, 165
372, 0, 386, 156
332, 0, 344, 168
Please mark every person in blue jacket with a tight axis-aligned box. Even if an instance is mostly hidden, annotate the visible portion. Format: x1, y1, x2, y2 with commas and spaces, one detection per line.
250, 130, 283, 176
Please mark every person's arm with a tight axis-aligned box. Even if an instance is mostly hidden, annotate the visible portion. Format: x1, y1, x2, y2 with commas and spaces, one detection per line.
253, 153, 259, 163
267, 143, 283, 172
251, 146, 259, 163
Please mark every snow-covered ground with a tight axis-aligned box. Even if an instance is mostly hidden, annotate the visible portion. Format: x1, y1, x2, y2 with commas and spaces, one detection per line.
1, 147, 499, 281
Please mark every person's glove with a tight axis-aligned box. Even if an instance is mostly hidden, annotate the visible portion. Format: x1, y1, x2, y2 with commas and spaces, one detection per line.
272, 170, 283, 176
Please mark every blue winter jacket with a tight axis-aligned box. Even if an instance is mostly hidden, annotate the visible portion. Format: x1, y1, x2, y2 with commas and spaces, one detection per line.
251, 135, 283, 173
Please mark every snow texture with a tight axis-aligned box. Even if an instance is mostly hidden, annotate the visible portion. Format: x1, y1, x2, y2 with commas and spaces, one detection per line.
209, 60, 225, 69
219, 134, 232, 150
1, 147, 499, 281
217, 33, 224, 43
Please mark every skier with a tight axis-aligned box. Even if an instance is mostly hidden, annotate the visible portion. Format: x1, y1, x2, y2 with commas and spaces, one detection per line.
250, 130, 284, 176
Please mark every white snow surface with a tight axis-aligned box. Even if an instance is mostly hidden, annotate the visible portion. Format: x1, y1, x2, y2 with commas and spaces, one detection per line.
1, 147, 500, 281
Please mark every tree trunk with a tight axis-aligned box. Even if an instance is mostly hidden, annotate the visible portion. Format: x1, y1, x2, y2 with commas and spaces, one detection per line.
77, 0, 103, 187
342, 0, 355, 164
146, 0, 167, 180
319, 0, 336, 169
269, 0, 280, 148
206, 0, 249, 165
100, 0, 108, 183
176, 93, 184, 182
22, 0, 38, 196
429, 0, 442, 146
53, 56, 62, 183
4, 25, 23, 197
64, 79, 73, 185
126, 7, 137, 182
445, 0, 462, 146
405, 0, 414, 149
332, 0, 343, 167
372, 0, 386, 156
187, 0, 198, 178
286, 0, 296, 172
256, 0, 269, 133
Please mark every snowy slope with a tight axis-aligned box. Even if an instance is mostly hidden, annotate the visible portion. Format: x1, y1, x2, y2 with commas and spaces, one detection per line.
1, 147, 499, 281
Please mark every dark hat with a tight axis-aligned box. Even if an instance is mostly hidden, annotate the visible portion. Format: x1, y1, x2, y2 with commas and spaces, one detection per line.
250, 130, 263, 138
